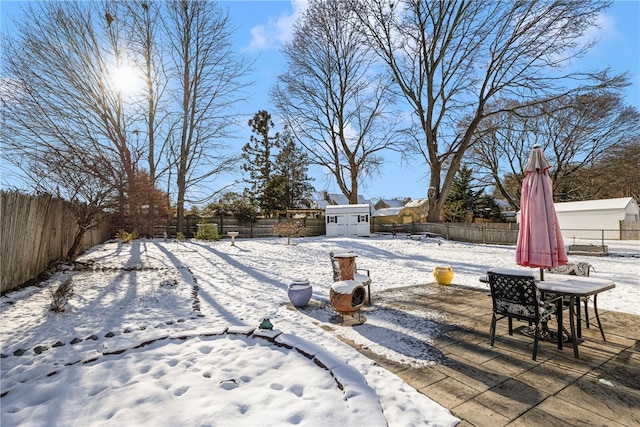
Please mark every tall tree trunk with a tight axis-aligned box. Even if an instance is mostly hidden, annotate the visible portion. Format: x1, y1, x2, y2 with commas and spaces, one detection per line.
176, 165, 187, 235
349, 176, 359, 204
426, 169, 441, 222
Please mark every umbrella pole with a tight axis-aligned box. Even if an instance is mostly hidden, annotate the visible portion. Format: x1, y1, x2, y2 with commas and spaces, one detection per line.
540, 268, 544, 281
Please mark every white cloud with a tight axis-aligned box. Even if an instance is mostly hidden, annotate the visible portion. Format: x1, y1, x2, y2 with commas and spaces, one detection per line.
581, 11, 618, 46
246, 0, 307, 52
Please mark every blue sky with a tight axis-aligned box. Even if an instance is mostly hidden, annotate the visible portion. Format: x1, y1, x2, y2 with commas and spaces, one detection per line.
2, 0, 639, 202
225, 0, 640, 201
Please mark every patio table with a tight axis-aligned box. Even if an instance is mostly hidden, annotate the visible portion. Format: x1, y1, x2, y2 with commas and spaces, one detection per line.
535, 275, 615, 358
480, 269, 616, 358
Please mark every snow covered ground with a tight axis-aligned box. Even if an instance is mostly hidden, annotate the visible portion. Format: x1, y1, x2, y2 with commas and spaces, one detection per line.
2, 235, 638, 426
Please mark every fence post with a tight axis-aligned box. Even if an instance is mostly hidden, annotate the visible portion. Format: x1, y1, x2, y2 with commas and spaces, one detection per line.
619, 220, 622, 240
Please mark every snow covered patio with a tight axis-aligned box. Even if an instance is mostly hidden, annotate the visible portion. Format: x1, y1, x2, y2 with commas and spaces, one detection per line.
361, 283, 640, 426
1, 235, 638, 426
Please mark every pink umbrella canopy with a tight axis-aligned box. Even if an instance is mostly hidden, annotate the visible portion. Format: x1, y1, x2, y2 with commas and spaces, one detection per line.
516, 144, 568, 275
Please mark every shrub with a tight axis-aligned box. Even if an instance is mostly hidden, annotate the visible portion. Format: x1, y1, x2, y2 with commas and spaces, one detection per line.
272, 221, 310, 245
194, 222, 221, 241
176, 232, 186, 241
50, 277, 74, 313
116, 229, 138, 243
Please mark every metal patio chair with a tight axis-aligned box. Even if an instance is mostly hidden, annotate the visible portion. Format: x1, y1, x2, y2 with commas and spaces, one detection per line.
488, 270, 562, 360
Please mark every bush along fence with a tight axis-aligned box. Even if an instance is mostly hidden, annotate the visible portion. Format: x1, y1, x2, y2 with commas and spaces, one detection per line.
1, 191, 112, 294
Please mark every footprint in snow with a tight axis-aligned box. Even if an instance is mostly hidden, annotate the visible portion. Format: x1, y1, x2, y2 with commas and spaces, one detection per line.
173, 386, 189, 396
220, 379, 239, 390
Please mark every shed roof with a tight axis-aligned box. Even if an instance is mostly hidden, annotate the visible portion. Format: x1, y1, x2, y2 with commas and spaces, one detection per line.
326, 193, 369, 206
554, 197, 637, 213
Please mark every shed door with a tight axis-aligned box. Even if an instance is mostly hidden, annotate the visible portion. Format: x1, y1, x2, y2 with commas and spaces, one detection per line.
347, 214, 360, 236
336, 214, 349, 236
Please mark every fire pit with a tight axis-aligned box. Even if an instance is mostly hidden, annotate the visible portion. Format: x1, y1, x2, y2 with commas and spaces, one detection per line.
332, 252, 357, 280
330, 280, 366, 321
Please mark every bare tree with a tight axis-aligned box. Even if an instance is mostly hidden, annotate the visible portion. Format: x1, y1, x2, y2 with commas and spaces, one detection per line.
470, 92, 640, 208
595, 139, 640, 200
44, 155, 118, 261
22, 145, 117, 261
1, 1, 141, 226
165, 0, 251, 233
272, 0, 405, 204
122, 0, 171, 184
121, 0, 175, 234
2, 1, 252, 238
353, 0, 628, 221
466, 98, 535, 210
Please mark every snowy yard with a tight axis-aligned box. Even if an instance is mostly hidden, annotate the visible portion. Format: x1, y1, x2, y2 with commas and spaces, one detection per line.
1, 235, 638, 426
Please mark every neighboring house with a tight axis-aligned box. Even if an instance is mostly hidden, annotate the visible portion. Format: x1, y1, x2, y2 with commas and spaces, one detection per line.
374, 198, 408, 210
553, 197, 639, 240
372, 198, 429, 225
309, 199, 329, 210
325, 204, 371, 237
404, 198, 429, 221
494, 199, 516, 222
372, 207, 410, 225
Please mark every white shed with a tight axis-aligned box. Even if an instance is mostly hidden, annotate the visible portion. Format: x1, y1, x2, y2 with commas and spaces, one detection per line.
554, 197, 639, 240
325, 204, 371, 237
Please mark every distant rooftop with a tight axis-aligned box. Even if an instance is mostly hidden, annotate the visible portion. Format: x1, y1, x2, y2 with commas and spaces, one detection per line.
555, 197, 636, 212
372, 207, 404, 217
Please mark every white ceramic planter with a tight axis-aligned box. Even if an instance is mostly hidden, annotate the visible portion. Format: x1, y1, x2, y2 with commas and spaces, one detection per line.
288, 280, 312, 307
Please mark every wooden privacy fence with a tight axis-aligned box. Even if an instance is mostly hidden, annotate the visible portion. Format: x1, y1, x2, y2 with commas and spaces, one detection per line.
373, 221, 520, 245
175, 216, 326, 238
374, 221, 640, 245
1, 191, 112, 294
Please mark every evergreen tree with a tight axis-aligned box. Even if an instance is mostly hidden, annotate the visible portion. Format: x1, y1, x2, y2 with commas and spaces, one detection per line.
209, 192, 257, 222
443, 165, 478, 222
273, 132, 315, 210
476, 194, 505, 222
242, 113, 315, 216
241, 110, 281, 217
443, 164, 503, 222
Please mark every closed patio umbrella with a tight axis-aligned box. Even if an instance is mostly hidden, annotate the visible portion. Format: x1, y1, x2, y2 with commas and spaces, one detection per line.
516, 144, 568, 280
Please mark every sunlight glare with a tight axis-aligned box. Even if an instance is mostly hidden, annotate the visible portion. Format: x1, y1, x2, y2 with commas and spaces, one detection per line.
112, 63, 143, 96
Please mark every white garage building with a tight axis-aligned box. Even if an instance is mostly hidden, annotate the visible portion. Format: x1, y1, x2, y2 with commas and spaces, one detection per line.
554, 197, 640, 240
325, 204, 371, 237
